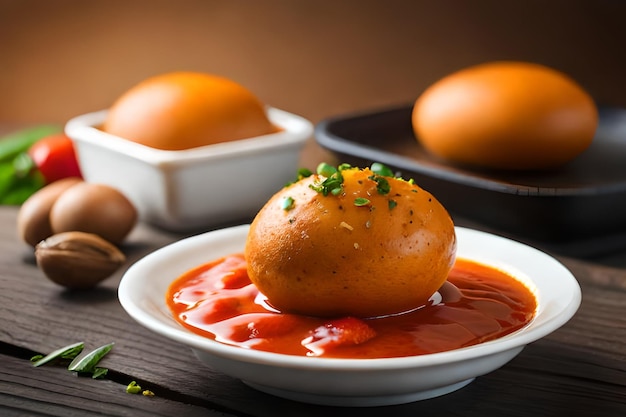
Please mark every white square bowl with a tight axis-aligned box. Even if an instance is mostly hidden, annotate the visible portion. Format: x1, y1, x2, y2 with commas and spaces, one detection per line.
65, 107, 313, 232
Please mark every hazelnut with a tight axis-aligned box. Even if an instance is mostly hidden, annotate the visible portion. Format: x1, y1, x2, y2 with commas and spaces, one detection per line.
35, 232, 126, 289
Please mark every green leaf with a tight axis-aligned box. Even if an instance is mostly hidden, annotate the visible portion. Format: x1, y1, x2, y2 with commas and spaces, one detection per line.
12, 152, 36, 178
354, 197, 371, 207
0, 125, 61, 162
68, 342, 114, 373
32, 341, 84, 367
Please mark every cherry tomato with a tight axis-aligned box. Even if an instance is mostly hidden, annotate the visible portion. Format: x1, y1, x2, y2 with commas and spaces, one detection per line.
28, 134, 82, 183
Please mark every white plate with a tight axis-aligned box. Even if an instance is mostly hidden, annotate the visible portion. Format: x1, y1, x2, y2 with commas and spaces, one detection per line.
118, 225, 581, 407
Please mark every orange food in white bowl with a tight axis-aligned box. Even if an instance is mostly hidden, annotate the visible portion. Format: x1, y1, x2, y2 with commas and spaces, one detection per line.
103, 71, 279, 150
65, 71, 313, 231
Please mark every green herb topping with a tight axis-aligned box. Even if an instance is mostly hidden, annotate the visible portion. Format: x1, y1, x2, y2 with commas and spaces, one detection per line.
281, 196, 295, 211
368, 175, 390, 195
309, 162, 348, 196
297, 167, 313, 179
297, 162, 414, 211
370, 162, 395, 177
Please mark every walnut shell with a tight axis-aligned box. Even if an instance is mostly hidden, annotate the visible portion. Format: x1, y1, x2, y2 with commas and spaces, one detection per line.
35, 231, 126, 289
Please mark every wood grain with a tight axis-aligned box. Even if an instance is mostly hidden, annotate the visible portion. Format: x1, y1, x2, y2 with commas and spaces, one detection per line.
1, 206, 624, 416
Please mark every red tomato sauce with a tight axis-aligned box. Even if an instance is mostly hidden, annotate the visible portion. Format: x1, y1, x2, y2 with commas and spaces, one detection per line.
166, 254, 537, 359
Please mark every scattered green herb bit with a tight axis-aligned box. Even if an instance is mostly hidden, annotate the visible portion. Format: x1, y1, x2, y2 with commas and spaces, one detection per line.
32, 341, 85, 367
369, 175, 391, 195
142, 390, 155, 397
388, 200, 398, 210
280, 196, 295, 211
354, 197, 371, 207
92, 367, 109, 379
68, 342, 114, 374
310, 170, 344, 196
285, 167, 313, 186
370, 162, 394, 177
330, 186, 343, 196
126, 381, 142, 394
337, 163, 352, 171
297, 167, 313, 179
408, 178, 415, 185
316, 162, 337, 177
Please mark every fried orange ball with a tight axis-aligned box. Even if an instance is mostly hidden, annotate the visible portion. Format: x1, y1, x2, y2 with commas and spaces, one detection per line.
103, 71, 278, 150
412, 61, 598, 170
245, 164, 457, 318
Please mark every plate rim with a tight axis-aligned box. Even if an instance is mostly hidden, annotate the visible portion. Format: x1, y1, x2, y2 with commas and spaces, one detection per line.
118, 224, 582, 371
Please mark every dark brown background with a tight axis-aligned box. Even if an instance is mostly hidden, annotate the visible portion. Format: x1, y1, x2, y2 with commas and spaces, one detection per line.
1, 0, 625, 126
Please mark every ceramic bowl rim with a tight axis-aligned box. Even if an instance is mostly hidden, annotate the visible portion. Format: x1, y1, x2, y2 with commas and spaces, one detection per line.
118, 225, 582, 372
65, 107, 313, 167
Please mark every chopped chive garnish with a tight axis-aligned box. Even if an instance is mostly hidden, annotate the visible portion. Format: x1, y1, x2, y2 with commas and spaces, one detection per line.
316, 162, 337, 177
370, 162, 395, 177
298, 167, 313, 179
301, 162, 415, 204
354, 197, 371, 206
285, 167, 314, 186
388, 200, 397, 210
330, 186, 343, 196
310, 169, 344, 196
369, 175, 391, 195
281, 196, 295, 211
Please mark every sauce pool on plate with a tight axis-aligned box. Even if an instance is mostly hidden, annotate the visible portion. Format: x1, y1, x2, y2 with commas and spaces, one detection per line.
166, 254, 537, 359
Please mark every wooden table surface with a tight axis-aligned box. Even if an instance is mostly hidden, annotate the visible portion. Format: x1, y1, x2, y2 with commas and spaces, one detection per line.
1, 176, 625, 416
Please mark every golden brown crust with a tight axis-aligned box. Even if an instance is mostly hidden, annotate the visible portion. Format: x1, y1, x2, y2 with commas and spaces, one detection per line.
245, 167, 456, 318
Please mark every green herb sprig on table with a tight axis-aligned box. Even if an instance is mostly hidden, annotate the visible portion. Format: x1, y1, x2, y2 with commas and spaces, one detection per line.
31, 341, 154, 395
31, 341, 84, 367
68, 342, 114, 377
32, 341, 114, 379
